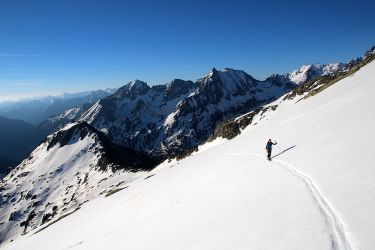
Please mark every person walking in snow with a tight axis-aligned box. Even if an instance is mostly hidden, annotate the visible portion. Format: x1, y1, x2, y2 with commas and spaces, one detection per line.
265, 139, 277, 160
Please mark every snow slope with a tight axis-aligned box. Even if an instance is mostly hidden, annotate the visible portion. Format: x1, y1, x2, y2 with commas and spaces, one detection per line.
1, 61, 374, 249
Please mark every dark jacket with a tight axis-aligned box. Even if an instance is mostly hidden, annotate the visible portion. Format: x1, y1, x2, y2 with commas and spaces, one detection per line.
266, 141, 276, 151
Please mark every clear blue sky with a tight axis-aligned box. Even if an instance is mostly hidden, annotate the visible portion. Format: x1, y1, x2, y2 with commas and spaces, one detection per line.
0, 0, 374, 101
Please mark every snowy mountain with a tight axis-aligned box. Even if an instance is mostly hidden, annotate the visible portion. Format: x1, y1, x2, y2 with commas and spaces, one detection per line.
35, 60, 353, 161
266, 63, 346, 86
0, 122, 155, 243
79, 68, 297, 158
0, 89, 116, 125
78, 58, 356, 159
287, 63, 345, 84
1, 51, 374, 250
37, 64, 345, 144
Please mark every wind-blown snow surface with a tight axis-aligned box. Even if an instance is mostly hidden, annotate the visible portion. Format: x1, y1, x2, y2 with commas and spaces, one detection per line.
2, 62, 375, 249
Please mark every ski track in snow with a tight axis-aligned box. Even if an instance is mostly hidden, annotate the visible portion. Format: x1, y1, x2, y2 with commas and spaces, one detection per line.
273, 159, 353, 250
226, 152, 354, 250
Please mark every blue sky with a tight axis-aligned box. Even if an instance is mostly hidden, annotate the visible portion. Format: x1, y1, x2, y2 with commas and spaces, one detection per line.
0, 0, 374, 101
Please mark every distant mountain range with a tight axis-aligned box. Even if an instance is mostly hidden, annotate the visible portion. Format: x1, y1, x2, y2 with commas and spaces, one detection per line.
0, 89, 117, 125
14, 54, 370, 161
78, 60, 355, 158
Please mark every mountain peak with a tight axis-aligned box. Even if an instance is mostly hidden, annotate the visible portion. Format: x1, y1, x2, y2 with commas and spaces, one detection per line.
165, 79, 196, 100
114, 80, 150, 98
46, 122, 94, 150
205, 67, 253, 81
286, 63, 344, 85
222, 67, 236, 72
364, 46, 375, 58
127, 80, 149, 91
203, 67, 218, 78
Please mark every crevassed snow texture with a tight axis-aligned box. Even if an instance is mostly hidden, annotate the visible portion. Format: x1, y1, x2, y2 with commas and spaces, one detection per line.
2, 61, 375, 250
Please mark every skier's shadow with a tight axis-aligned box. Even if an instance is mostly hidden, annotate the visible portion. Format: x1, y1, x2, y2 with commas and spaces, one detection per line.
271, 145, 296, 159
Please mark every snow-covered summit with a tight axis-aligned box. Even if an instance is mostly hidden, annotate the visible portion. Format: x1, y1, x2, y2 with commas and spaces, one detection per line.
364, 46, 375, 57
128, 80, 149, 91
202, 67, 255, 85
113, 80, 150, 98
286, 63, 345, 84
219, 68, 256, 88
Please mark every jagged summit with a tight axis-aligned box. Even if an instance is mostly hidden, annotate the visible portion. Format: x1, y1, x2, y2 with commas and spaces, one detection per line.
200, 67, 256, 86
265, 62, 346, 86
364, 46, 375, 56
165, 79, 196, 100
166, 79, 194, 89
286, 63, 345, 84
128, 80, 149, 91
113, 80, 150, 98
